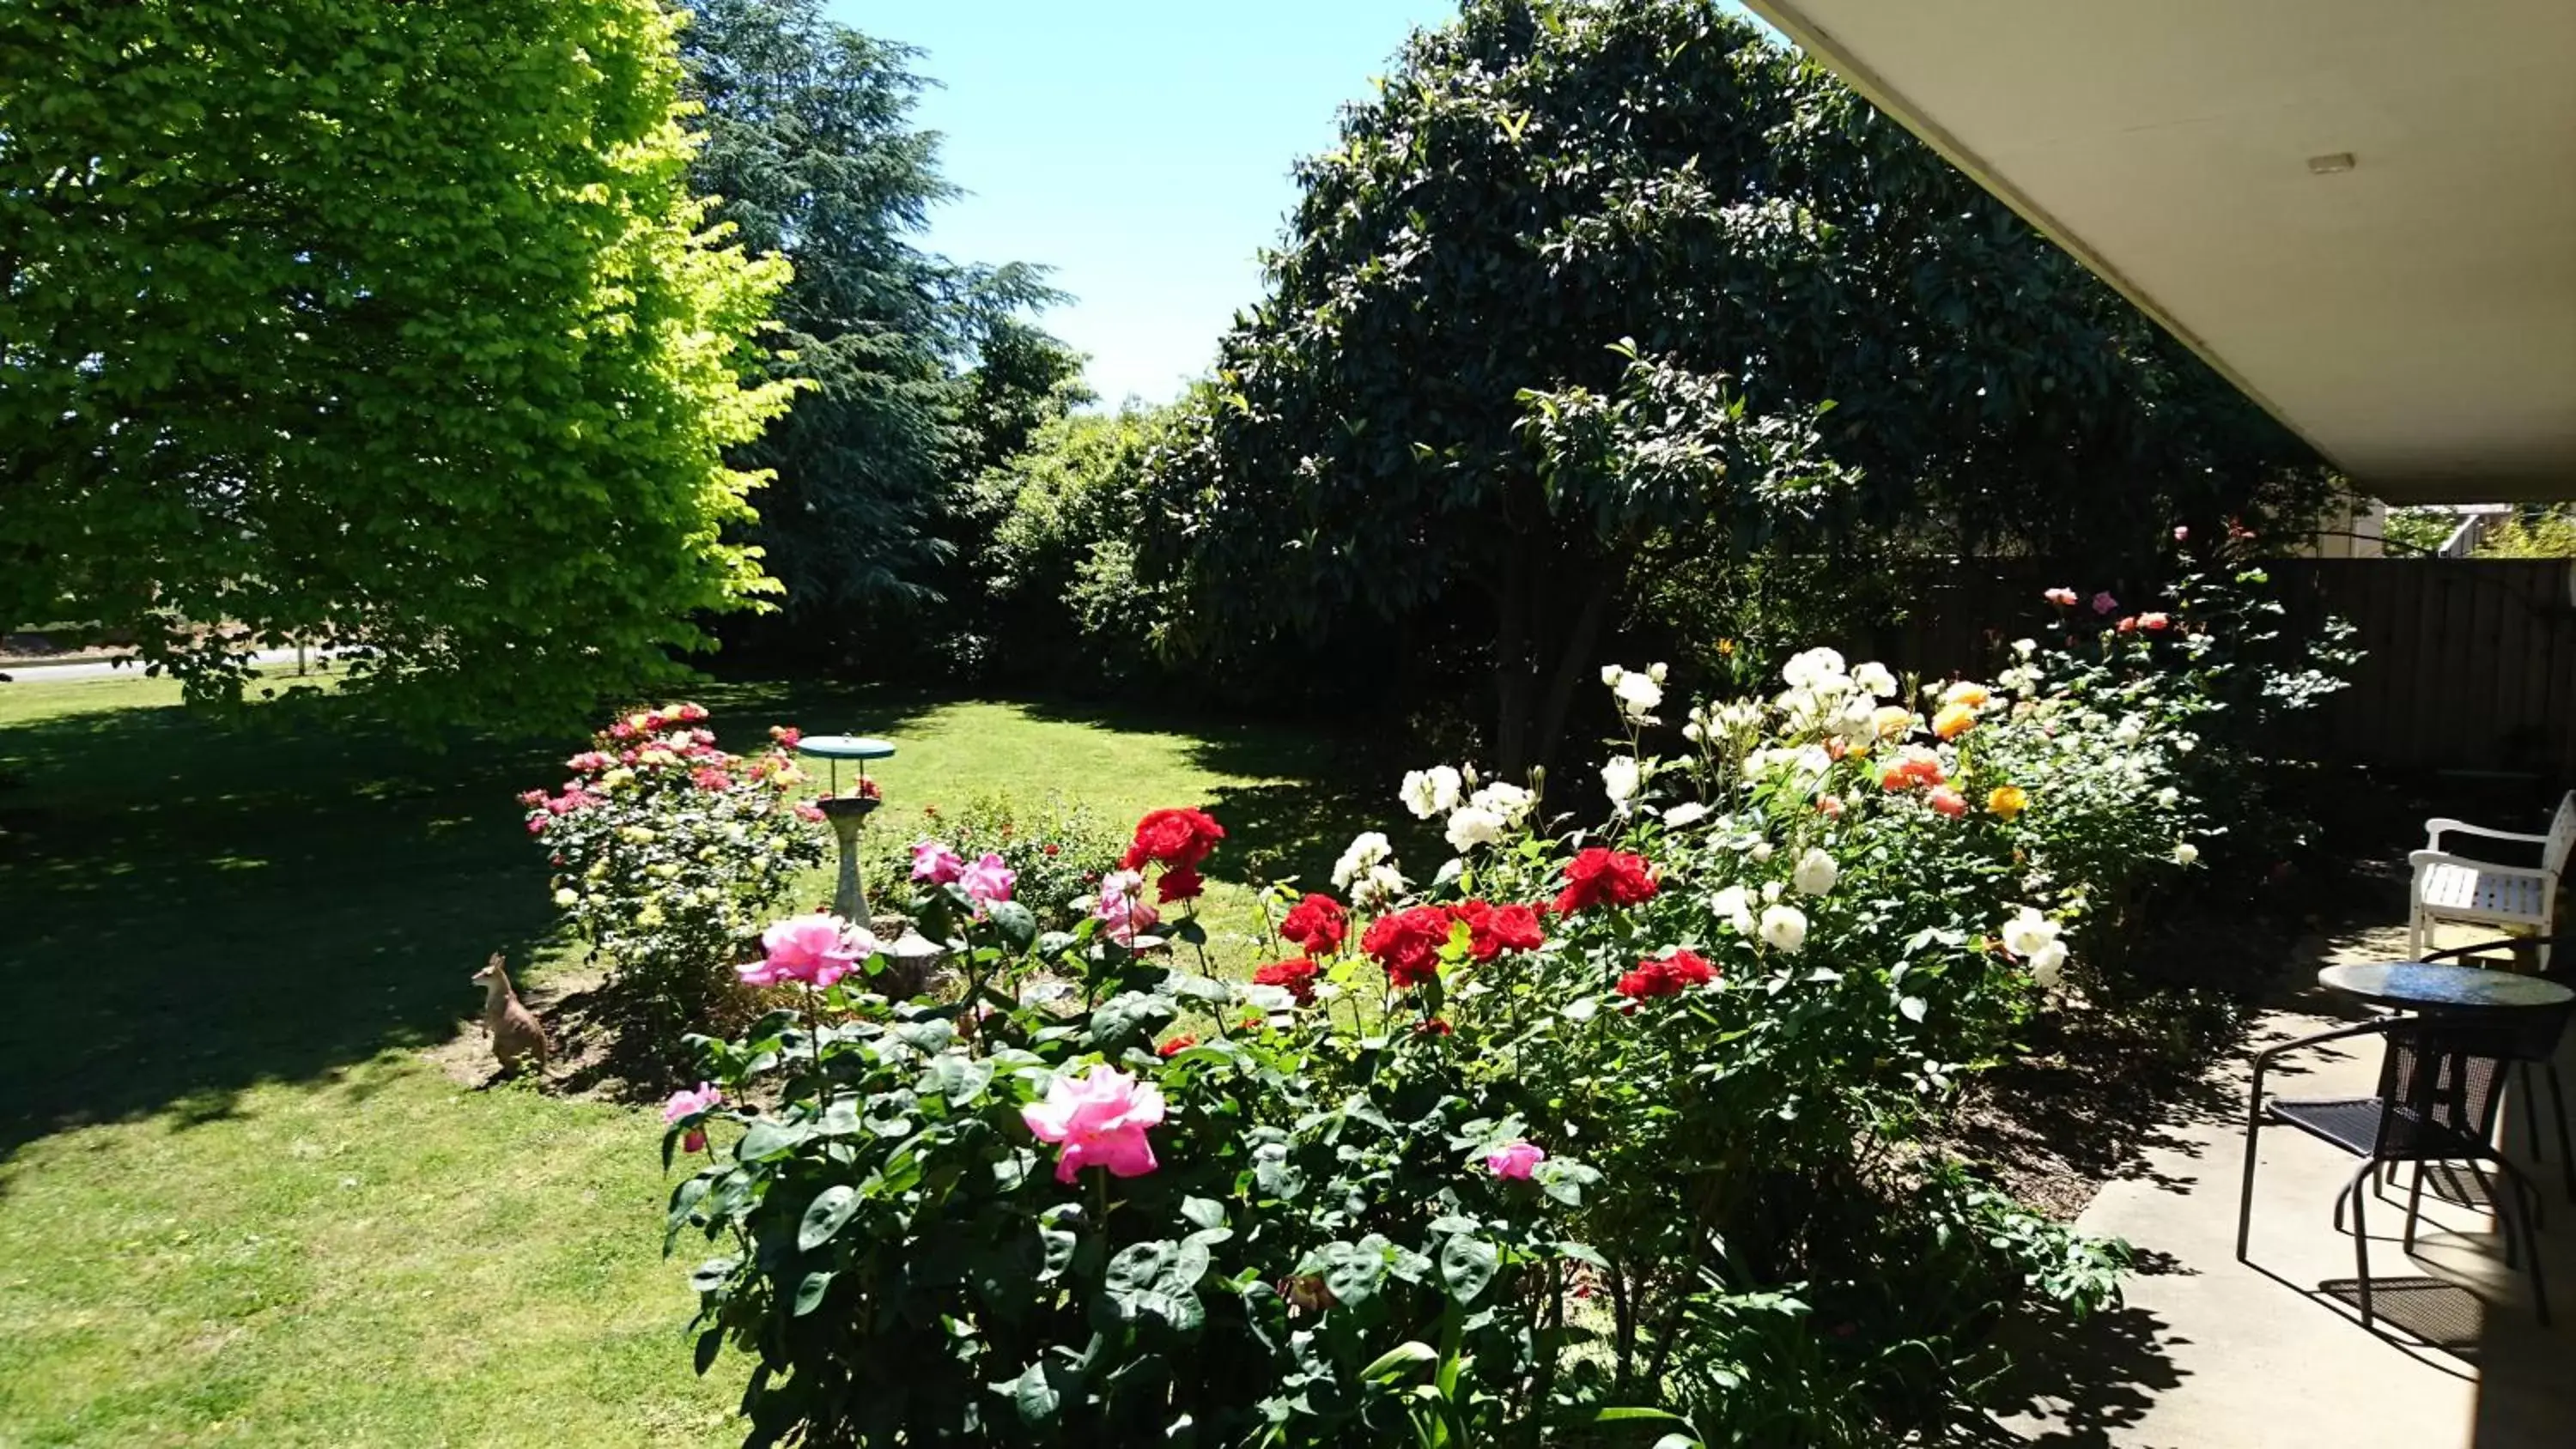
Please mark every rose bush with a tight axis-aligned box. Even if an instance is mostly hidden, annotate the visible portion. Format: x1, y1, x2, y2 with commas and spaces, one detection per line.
523, 705, 828, 1040
655, 591, 2341, 1443
872, 792, 1125, 931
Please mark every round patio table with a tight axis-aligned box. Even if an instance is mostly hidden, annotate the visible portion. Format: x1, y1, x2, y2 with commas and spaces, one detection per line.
2317, 961, 2574, 1013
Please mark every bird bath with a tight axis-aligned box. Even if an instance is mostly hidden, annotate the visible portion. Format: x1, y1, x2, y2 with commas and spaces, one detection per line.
794, 735, 895, 923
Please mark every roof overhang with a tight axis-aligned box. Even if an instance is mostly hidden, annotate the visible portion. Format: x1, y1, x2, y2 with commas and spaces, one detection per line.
1741, 1, 2576, 504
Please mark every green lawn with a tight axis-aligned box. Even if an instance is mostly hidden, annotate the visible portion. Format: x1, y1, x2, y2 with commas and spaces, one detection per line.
0, 670, 1397, 1446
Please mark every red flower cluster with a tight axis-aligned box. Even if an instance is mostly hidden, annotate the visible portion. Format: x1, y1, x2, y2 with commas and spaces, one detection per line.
1253, 957, 1320, 1004
1359, 900, 1548, 987
1450, 900, 1546, 961
1363, 906, 1456, 988
1552, 849, 1659, 915
1278, 893, 1349, 958
1122, 808, 1225, 871
1616, 949, 1716, 1001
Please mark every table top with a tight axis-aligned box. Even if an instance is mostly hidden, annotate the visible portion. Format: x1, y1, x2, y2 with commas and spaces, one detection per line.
796, 735, 896, 761
2317, 961, 2575, 1012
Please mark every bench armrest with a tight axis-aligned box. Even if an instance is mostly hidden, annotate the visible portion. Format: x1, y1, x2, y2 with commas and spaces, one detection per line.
2425, 817, 2548, 848
2409, 849, 2552, 882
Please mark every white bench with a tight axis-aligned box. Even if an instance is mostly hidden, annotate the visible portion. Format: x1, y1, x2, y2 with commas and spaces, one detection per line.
2408, 791, 2574, 962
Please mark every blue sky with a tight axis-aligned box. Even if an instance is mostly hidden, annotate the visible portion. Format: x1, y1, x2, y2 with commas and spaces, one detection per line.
835, 2, 1456, 404
837, 3, 1774, 404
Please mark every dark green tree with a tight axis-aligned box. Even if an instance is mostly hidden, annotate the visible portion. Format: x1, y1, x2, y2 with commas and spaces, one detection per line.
0, 0, 794, 731
1139, 0, 2324, 769
677, 0, 1069, 627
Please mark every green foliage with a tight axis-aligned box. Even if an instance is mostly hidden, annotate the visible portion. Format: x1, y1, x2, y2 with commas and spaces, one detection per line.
668, 891, 1604, 1446
2381, 506, 2458, 555
1137, 0, 2324, 767
957, 406, 1174, 685
0, 0, 795, 733
678, 0, 1077, 632
874, 792, 1126, 930
2474, 505, 2576, 559
525, 704, 829, 1038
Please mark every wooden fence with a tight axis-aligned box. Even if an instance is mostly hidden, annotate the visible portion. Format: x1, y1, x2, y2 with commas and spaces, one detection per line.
1876, 559, 2576, 779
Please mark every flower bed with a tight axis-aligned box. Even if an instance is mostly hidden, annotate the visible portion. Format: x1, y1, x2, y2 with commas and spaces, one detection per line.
643, 571, 2347, 1444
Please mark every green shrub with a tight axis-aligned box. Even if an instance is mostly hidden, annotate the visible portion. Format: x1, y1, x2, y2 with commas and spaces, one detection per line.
523, 705, 828, 1038
872, 792, 1125, 931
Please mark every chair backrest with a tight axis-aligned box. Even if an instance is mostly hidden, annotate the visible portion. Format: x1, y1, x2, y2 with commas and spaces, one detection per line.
2547, 791, 2576, 876
2373, 1020, 2511, 1157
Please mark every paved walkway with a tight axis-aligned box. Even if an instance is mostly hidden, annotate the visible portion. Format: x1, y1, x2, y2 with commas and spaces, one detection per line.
2007, 924, 2575, 1448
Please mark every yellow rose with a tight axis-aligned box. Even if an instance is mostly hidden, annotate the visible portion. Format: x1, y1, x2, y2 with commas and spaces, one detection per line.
1987, 785, 2029, 820
599, 767, 635, 789
1941, 682, 1991, 709
1870, 706, 1915, 740
618, 825, 656, 844
552, 888, 580, 908
1932, 703, 1978, 741
635, 903, 665, 927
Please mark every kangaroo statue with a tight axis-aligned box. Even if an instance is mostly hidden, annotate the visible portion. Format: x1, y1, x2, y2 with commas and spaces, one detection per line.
471, 953, 550, 1077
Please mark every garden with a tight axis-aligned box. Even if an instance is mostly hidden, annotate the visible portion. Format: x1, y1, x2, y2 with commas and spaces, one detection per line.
2, 1, 2393, 1444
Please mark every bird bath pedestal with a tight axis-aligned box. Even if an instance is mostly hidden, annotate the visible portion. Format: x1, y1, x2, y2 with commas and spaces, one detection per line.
795, 735, 896, 924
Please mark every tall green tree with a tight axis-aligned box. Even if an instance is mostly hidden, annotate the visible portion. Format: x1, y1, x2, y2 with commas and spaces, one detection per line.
677, 0, 1068, 628
1140, 0, 2324, 768
0, 0, 794, 731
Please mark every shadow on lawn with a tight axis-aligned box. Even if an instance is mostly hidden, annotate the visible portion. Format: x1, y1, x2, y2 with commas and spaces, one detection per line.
0, 681, 957, 1161
0, 675, 1399, 1159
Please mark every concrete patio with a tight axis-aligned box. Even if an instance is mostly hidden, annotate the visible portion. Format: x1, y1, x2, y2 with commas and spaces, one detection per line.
2007, 923, 2576, 1448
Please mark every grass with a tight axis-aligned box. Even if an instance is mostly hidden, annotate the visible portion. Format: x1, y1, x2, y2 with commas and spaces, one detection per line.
0, 668, 1399, 1446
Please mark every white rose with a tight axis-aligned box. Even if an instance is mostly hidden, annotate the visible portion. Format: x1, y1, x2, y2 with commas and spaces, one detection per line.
553, 888, 580, 908
1662, 801, 1710, 828
1749, 840, 1775, 864
1352, 863, 1408, 911
2012, 638, 2038, 659
1444, 806, 1506, 854
2173, 841, 2200, 866
1710, 884, 1755, 934
2027, 939, 2069, 988
1852, 662, 1898, 698
1469, 781, 1532, 822
2174, 736, 2196, 754
1781, 646, 1846, 690
1613, 671, 1663, 720
2154, 786, 2180, 809
1762, 880, 1783, 902
1791, 847, 1838, 896
1601, 755, 1641, 807
2000, 906, 2060, 959
1600, 664, 1624, 687
1759, 902, 1808, 954
1400, 765, 1462, 820
1332, 832, 1392, 887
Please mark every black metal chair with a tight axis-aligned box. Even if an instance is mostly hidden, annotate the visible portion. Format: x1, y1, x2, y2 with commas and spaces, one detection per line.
2237, 1015, 2550, 1328
2421, 932, 2576, 1203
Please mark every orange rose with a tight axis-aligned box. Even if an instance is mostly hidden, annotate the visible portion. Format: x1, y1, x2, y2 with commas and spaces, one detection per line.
1932, 703, 1978, 741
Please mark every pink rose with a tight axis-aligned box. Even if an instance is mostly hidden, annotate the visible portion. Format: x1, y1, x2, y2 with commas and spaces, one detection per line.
1092, 870, 1159, 945
911, 840, 965, 885
1485, 1141, 1546, 1179
2091, 591, 2118, 616
740, 913, 873, 988
2172, 525, 2190, 543
2043, 587, 2078, 608
958, 852, 1016, 908
2138, 612, 2171, 631
1928, 786, 1969, 818
1021, 1064, 1165, 1184
662, 1082, 721, 1125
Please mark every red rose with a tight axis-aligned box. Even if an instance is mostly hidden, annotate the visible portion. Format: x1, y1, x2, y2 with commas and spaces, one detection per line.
1278, 892, 1348, 958
1416, 1017, 1453, 1036
1253, 957, 1320, 1004
1157, 867, 1205, 903
1122, 807, 1226, 870
1363, 905, 1456, 988
1450, 900, 1546, 960
1616, 948, 1716, 1001
1157, 1035, 1196, 1058
1552, 848, 1659, 915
